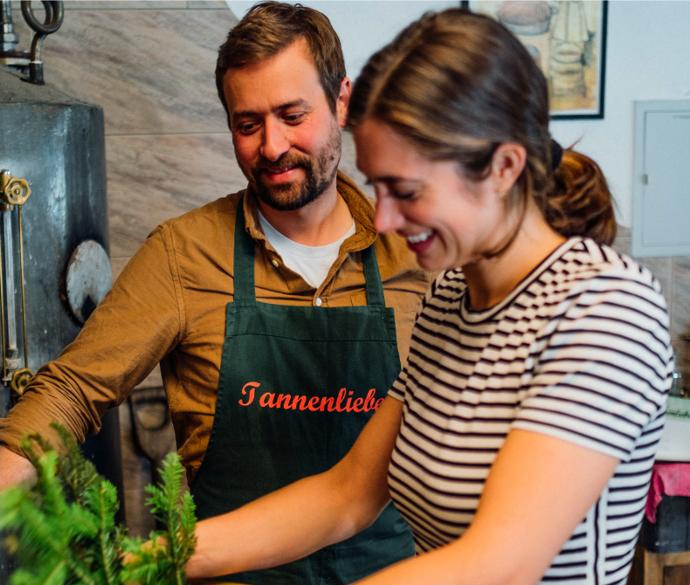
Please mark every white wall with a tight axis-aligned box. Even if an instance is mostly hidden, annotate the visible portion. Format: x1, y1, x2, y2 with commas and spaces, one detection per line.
227, 0, 690, 226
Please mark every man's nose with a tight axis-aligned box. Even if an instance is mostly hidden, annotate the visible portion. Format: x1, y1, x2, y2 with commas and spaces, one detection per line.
374, 196, 404, 234
260, 119, 290, 162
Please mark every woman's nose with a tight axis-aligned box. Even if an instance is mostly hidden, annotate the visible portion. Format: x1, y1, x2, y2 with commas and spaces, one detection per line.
374, 196, 404, 234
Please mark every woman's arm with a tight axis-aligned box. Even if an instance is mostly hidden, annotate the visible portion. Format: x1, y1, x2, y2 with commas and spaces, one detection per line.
355, 428, 619, 585
186, 396, 404, 579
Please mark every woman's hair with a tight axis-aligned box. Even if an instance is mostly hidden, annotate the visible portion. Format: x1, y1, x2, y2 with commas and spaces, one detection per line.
348, 8, 616, 246
550, 150, 616, 245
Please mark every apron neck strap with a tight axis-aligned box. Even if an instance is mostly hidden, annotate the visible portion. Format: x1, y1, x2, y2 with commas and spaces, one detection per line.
233, 201, 256, 304
361, 244, 385, 308
233, 199, 385, 307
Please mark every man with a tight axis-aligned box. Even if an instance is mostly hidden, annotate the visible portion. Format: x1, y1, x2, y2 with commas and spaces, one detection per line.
0, 2, 429, 582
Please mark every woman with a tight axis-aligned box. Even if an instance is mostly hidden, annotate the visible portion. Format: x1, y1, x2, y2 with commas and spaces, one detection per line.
187, 9, 672, 584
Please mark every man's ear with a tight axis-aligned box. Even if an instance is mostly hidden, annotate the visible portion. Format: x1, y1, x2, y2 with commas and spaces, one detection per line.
491, 143, 527, 195
336, 77, 352, 128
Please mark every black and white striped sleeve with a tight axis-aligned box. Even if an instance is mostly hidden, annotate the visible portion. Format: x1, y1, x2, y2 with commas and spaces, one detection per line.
513, 269, 673, 460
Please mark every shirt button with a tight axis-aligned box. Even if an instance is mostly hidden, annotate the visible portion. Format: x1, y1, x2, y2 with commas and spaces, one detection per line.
314, 297, 323, 307
271, 258, 280, 268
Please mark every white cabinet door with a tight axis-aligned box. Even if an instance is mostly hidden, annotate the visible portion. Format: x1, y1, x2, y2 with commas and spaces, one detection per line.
632, 100, 690, 257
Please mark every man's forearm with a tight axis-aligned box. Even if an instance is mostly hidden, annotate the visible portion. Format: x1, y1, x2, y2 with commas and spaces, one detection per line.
0, 445, 36, 490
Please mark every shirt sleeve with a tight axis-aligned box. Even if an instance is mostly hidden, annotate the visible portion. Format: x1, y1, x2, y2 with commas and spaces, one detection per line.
0, 223, 184, 454
513, 270, 673, 461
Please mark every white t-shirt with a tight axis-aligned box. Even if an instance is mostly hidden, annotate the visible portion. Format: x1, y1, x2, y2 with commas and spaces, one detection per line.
388, 237, 673, 584
258, 211, 355, 289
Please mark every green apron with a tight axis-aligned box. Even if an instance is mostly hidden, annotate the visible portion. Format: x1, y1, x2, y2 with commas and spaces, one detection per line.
190, 204, 414, 584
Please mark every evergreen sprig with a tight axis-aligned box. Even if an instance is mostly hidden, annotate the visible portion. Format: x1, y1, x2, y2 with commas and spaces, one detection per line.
120, 453, 197, 585
0, 423, 197, 585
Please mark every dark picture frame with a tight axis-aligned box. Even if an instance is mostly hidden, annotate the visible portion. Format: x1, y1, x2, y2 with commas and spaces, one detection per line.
461, 1, 608, 119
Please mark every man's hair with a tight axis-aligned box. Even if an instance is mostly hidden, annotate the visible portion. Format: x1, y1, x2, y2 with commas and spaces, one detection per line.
216, 1, 346, 116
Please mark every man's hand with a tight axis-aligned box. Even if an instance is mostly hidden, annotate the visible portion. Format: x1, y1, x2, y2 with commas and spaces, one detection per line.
0, 445, 36, 490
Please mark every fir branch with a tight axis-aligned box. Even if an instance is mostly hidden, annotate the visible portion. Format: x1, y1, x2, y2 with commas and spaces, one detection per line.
1, 425, 197, 585
0, 454, 101, 585
148, 454, 196, 585
51, 422, 102, 507
87, 481, 122, 585
121, 453, 196, 585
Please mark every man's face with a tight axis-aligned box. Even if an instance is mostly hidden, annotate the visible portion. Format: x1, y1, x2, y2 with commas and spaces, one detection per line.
224, 38, 349, 211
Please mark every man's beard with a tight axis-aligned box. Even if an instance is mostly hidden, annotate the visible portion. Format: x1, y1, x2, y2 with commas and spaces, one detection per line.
250, 124, 341, 212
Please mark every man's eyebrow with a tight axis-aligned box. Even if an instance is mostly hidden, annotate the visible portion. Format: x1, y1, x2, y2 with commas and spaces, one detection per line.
232, 99, 310, 121
275, 99, 310, 111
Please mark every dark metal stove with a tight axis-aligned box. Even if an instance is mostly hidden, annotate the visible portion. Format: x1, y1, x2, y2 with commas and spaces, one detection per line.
1, 2, 123, 579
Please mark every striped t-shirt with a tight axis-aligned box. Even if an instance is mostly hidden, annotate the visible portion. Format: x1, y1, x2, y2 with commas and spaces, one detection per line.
388, 237, 673, 584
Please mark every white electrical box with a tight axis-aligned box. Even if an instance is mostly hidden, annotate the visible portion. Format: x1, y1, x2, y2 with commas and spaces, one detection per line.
632, 100, 690, 257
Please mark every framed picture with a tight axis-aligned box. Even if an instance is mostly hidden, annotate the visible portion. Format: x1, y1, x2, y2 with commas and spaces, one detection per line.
461, 1, 608, 119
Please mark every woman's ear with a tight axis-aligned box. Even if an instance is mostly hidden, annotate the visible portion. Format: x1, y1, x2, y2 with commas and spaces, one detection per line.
336, 77, 352, 128
491, 143, 527, 195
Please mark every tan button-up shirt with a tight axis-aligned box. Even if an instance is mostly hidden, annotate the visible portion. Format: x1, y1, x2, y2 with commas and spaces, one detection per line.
0, 173, 430, 481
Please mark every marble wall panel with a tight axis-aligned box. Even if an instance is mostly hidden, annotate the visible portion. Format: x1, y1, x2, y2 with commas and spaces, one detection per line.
107, 132, 246, 257
340, 129, 373, 199
612, 225, 631, 256
672, 258, 690, 342
62, 1, 188, 10
672, 338, 690, 394
635, 257, 673, 313
110, 255, 128, 282
12, 6, 237, 135
185, 1, 228, 7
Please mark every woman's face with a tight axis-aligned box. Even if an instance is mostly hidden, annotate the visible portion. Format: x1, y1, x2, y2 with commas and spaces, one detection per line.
354, 118, 512, 272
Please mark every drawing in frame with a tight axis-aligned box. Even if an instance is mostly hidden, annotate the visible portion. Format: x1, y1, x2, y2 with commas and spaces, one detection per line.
461, 1, 608, 119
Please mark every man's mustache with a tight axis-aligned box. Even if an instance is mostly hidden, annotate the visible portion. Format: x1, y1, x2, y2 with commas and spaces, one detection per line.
255, 153, 311, 175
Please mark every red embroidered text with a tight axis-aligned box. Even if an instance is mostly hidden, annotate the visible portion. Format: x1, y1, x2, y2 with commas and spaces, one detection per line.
237, 381, 384, 413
